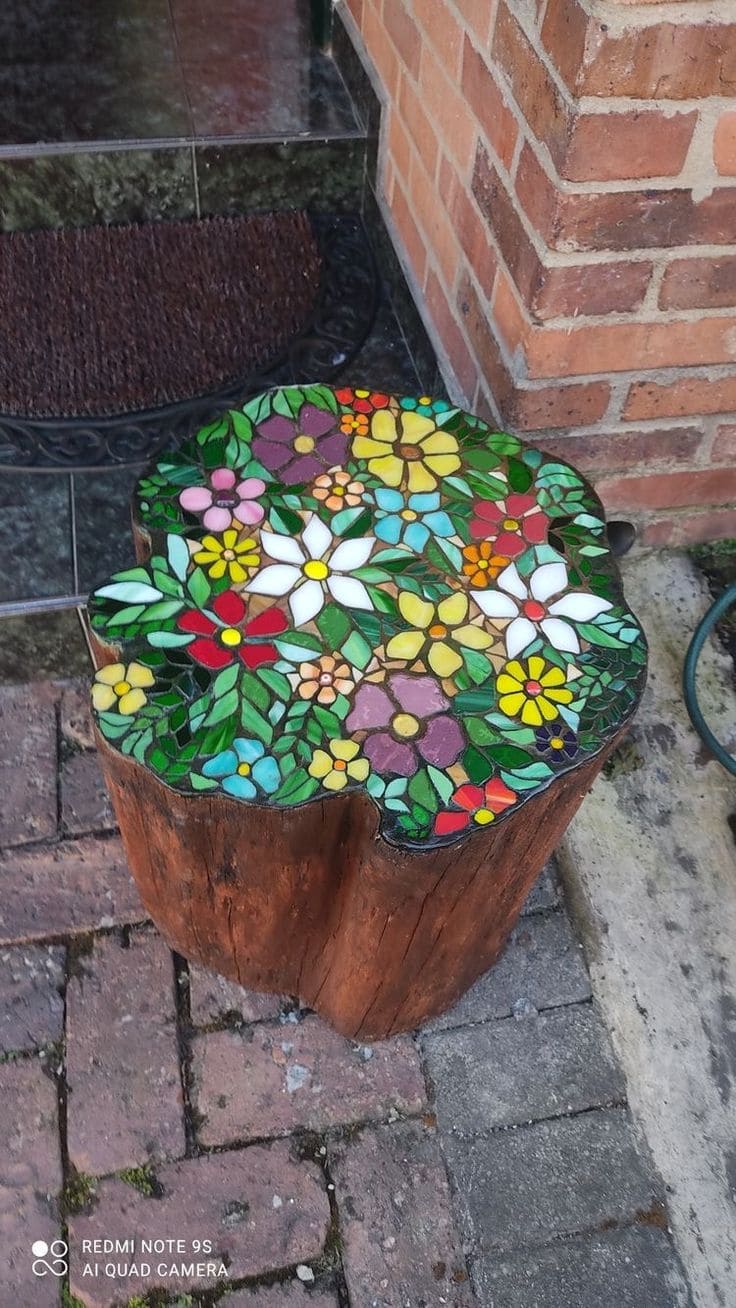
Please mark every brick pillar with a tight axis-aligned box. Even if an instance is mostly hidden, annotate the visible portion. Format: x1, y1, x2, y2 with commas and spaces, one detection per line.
338, 0, 736, 545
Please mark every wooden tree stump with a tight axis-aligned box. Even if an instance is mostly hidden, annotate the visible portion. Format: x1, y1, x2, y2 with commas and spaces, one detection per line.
88, 383, 647, 1040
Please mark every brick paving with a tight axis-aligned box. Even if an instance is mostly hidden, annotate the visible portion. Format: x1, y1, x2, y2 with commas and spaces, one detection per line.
1, 1056, 63, 1307
0, 943, 65, 1055
0, 678, 694, 1308
66, 931, 185, 1174
192, 1019, 426, 1146
60, 751, 115, 838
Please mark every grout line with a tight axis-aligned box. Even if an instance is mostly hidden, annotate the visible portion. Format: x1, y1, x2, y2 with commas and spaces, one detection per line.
55, 949, 73, 1304
171, 951, 199, 1157
443, 1097, 631, 1143
0, 594, 88, 618
0, 825, 131, 859
411, 1029, 478, 1295
464, 1202, 673, 1272
316, 1136, 353, 1308
75, 606, 98, 672
575, 0, 735, 37
190, 1107, 431, 1161
0, 920, 152, 953
54, 696, 63, 837
0, 127, 365, 163
191, 141, 201, 219
68, 473, 80, 596
419, 991, 595, 1041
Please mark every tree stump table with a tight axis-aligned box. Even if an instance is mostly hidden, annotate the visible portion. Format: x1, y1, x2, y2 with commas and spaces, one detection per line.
88, 383, 647, 1039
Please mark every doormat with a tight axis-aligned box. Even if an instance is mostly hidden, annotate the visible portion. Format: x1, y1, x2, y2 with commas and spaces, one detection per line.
0, 213, 377, 469
0, 212, 321, 419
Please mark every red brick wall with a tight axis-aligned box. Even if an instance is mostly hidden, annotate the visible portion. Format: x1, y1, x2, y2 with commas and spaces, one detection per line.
337, 0, 736, 545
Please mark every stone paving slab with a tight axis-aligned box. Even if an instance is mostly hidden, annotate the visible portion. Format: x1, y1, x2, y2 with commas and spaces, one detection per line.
0, 681, 58, 848
426, 1003, 625, 1135
0, 834, 144, 943
443, 1107, 662, 1255
0, 1056, 63, 1308
69, 1143, 331, 1306
425, 911, 591, 1033
188, 963, 285, 1027
331, 1121, 475, 1308
0, 942, 65, 1054
473, 1225, 694, 1308
192, 1016, 426, 1146
223, 1286, 339, 1306
560, 552, 736, 1308
66, 930, 185, 1173
60, 749, 115, 837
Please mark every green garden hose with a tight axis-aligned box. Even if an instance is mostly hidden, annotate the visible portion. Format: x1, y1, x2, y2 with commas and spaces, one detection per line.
683, 582, 736, 777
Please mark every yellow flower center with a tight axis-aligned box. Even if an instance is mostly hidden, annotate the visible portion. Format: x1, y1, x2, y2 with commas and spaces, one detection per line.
429, 623, 448, 639
503, 517, 520, 531
333, 758, 347, 772
220, 627, 242, 647
474, 808, 495, 826
355, 389, 369, 399
237, 762, 251, 777
332, 485, 345, 496
223, 549, 235, 560
477, 559, 489, 570
549, 736, 565, 750
294, 434, 315, 453
303, 559, 329, 581
418, 396, 432, 406
114, 680, 131, 696
399, 443, 422, 461
401, 509, 418, 521
392, 712, 420, 739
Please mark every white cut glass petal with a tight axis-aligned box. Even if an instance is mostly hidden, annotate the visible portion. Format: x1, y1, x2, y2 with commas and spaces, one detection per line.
330, 536, 376, 572
497, 562, 527, 600
506, 616, 537, 658
247, 564, 300, 596
548, 592, 613, 620
96, 581, 162, 603
540, 616, 580, 653
327, 574, 374, 611
289, 579, 325, 626
530, 561, 568, 603
302, 513, 333, 560
472, 589, 519, 619
260, 530, 304, 565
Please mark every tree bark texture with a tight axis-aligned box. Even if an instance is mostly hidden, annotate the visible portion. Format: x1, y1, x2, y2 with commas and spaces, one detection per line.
95, 726, 621, 1040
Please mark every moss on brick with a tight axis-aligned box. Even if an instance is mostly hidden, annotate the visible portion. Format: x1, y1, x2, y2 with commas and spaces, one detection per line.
61, 1170, 97, 1216
118, 1163, 163, 1197
61, 1288, 85, 1308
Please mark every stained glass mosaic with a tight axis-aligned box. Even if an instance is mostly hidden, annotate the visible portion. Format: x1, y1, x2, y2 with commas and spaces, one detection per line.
89, 384, 647, 848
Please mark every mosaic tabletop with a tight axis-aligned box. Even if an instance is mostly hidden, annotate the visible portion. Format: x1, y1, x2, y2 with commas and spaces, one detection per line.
89, 384, 647, 848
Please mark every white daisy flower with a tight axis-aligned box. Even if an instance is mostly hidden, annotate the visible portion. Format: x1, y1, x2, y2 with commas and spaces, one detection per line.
472, 559, 613, 658
247, 513, 375, 627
